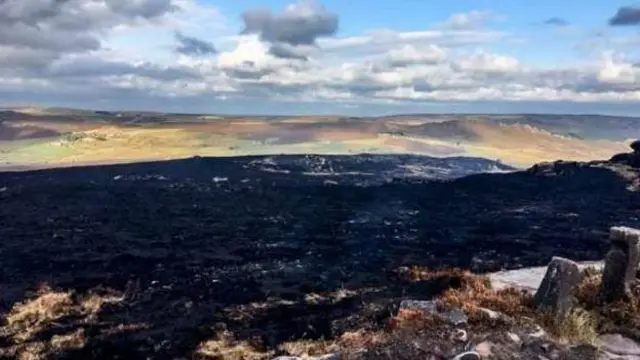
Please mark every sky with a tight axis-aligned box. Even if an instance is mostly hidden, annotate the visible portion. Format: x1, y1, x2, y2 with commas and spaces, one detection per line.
1, 0, 640, 116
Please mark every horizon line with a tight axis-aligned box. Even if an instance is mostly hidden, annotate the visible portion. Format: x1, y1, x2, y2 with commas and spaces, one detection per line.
2, 103, 639, 119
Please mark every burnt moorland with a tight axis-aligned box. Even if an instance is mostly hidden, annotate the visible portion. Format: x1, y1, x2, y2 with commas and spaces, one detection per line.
1, 153, 639, 359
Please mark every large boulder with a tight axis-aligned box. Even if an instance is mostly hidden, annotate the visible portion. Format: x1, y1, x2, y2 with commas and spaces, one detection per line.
599, 226, 640, 303
533, 256, 582, 320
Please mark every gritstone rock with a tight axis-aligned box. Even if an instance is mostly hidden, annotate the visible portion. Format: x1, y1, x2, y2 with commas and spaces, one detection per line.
597, 333, 640, 359
533, 256, 581, 320
610, 139, 640, 167
599, 226, 640, 303
452, 351, 481, 360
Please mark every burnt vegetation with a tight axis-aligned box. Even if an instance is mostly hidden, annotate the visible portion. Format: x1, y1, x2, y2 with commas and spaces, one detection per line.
1, 153, 639, 359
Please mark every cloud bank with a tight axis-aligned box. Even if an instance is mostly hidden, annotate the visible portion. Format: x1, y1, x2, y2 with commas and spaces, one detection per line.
1, 0, 640, 114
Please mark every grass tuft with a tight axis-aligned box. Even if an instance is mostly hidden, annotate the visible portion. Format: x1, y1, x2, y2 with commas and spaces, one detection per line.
0, 284, 143, 360
553, 308, 599, 345
195, 331, 273, 360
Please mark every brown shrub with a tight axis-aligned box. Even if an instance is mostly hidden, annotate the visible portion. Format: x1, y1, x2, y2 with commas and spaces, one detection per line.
397, 266, 600, 346
0, 284, 145, 360
573, 269, 640, 336
195, 331, 273, 360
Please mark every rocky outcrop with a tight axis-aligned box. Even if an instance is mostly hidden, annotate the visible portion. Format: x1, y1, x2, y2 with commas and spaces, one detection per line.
610, 140, 640, 167
600, 226, 640, 303
391, 226, 640, 360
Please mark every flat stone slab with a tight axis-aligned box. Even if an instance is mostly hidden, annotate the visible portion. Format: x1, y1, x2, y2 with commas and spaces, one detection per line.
273, 355, 339, 360
597, 334, 640, 359
488, 261, 604, 292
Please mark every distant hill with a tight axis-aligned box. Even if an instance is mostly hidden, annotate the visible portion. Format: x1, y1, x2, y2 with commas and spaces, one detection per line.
0, 108, 636, 169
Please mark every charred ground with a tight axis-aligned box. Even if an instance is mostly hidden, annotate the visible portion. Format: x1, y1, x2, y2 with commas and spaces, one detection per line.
0, 153, 639, 359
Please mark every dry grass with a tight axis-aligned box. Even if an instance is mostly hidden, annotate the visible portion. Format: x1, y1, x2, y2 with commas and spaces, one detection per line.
5, 290, 74, 333
304, 288, 358, 305
395, 266, 604, 347
194, 328, 393, 359
3, 266, 636, 359
384, 308, 450, 336
279, 339, 340, 357
573, 268, 640, 337
0, 284, 143, 360
275, 329, 395, 359
401, 266, 534, 320
50, 328, 87, 350
554, 308, 599, 345
402, 266, 490, 286
339, 329, 389, 350
195, 331, 273, 360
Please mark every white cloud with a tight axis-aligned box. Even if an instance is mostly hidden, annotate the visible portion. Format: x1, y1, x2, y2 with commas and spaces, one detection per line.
1, 1, 640, 113
597, 52, 639, 85
452, 50, 520, 74
438, 10, 497, 30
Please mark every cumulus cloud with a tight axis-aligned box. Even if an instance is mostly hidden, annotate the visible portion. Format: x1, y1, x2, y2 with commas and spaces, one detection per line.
241, 0, 338, 45
240, 0, 338, 59
0, 0, 179, 75
609, 7, 640, 26
174, 31, 216, 55
0, 0, 176, 49
267, 43, 314, 60
1, 0, 640, 112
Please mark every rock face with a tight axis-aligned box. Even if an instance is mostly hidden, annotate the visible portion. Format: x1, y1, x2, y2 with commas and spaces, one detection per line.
600, 226, 640, 303
534, 257, 581, 320
610, 140, 640, 167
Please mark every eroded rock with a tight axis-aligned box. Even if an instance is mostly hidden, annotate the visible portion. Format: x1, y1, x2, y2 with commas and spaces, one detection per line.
600, 226, 640, 303
534, 256, 581, 320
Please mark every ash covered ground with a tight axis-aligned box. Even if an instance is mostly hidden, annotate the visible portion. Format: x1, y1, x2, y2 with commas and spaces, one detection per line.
0, 154, 639, 359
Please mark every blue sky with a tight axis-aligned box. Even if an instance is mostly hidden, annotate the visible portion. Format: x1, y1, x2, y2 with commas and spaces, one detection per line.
211, 0, 637, 61
1, 0, 640, 115
217, 0, 619, 31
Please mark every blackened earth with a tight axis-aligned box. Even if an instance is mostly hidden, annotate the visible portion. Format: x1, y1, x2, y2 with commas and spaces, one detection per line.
0, 154, 639, 359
